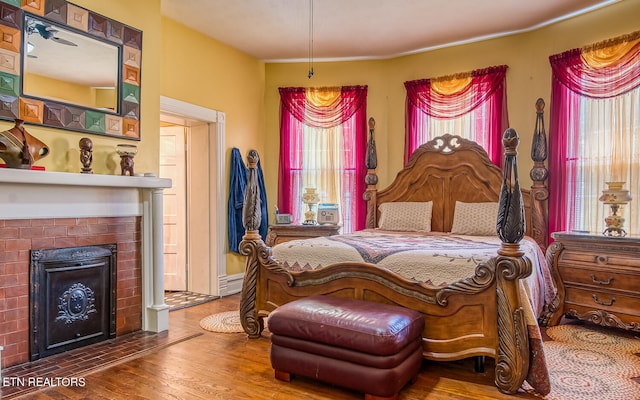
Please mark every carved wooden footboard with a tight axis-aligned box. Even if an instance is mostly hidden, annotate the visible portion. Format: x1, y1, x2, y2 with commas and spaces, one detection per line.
239, 100, 549, 395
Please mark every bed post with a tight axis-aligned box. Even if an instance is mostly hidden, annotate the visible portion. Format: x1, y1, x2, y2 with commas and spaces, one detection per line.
363, 117, 379, 228
494, 128, 533, 394
529, 98, 549, 251
239, 149, 266, 338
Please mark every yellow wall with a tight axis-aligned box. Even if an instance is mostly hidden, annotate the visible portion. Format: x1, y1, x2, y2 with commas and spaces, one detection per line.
3, 0, 163, 175
24, 73, 96, 108
160, 17, 266, 275
22, 73, 117, 110
263, 0, 640, 221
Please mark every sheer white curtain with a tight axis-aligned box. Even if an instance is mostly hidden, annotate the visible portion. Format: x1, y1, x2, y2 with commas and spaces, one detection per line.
301, 125, 346, 226
421, 106, 491, 147
567, 90, 640, 234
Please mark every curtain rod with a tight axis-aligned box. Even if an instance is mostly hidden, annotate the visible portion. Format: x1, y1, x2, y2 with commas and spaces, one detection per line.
582, 30, 640, 52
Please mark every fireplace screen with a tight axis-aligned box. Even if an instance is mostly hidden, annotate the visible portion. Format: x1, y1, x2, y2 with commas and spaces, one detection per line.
30, 244, 117, 360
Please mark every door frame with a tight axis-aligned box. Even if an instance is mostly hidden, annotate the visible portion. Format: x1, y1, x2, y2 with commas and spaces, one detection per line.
160, 96, 227, 296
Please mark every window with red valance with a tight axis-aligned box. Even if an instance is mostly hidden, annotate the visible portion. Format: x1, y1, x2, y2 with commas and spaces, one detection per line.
278, 86, 368, 232
404, 65, 509, 165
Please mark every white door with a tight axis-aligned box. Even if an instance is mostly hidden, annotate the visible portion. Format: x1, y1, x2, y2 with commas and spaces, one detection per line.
186, 122, 213, 294
160, 124, 187, 291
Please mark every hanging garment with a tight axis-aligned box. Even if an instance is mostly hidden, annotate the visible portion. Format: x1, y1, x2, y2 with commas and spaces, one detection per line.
256, 159, 269, 241
227, 148, 247, 253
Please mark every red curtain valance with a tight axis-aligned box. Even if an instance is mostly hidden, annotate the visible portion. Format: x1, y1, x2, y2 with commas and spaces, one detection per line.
404, 65, 508, 118
549, 43, 640, 98
279, 86, 368, 129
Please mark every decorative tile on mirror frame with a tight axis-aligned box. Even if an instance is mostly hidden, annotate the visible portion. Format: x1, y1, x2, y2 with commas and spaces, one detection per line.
65, 2, 88, 31
0, 23, 20, 53
0, 48, 20, 75
105, 114, 123, 136
0, 71, 19, 98
19, 97, 43, 124
0, 2, 20, 28
21, 0, 44, 16
0, 94, 18, 119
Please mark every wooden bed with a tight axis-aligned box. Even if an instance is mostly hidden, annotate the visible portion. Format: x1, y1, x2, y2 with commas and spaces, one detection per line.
239, 100, 550, 395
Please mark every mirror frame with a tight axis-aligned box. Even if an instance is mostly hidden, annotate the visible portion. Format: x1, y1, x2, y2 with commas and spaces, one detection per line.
0, 0, 142, 140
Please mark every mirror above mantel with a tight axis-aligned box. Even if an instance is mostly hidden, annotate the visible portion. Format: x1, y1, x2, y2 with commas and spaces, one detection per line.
0, 0, 142, 140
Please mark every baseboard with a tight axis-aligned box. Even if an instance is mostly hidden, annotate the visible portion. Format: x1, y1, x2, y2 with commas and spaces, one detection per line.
219, 272, 244, 297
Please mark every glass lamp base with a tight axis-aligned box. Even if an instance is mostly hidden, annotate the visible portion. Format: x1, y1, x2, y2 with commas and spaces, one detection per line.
603, 227, 627, 237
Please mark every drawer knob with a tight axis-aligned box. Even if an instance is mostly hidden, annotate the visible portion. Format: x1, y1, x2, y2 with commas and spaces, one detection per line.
590, 274, 614, 285
592, 294, 616, 306
594, 255, 609, 265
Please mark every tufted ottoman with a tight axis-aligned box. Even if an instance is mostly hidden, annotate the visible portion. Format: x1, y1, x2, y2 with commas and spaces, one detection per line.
268, 295, 424, 400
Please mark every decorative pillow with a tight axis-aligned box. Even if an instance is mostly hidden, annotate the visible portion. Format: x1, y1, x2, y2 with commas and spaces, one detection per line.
450, 201, 498, 236
378, 201, 433, 232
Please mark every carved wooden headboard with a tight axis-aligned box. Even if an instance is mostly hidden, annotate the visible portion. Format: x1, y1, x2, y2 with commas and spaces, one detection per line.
363, 99, 549, 251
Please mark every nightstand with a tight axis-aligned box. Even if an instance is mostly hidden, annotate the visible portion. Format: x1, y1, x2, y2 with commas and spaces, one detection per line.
265, 224, 341, 247
543, 231, 640, 332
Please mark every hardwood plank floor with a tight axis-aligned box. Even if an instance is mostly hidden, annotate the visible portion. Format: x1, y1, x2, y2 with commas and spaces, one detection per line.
24, 294, 538, 399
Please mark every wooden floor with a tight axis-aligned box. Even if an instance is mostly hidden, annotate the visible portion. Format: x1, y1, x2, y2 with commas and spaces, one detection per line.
25, 294, 538, 400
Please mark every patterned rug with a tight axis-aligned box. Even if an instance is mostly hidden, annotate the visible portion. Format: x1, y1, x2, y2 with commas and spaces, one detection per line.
524, 324, 640, 399
200, 310, 244, 333
164, 291, 219, 311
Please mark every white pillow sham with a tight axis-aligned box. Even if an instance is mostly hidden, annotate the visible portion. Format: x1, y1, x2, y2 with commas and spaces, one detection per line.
450, 201, 498, 236
378, 201, 433, 232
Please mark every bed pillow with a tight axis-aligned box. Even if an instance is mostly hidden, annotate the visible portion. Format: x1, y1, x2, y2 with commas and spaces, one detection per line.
450, 201, 498, 236
378, 201, 433, 232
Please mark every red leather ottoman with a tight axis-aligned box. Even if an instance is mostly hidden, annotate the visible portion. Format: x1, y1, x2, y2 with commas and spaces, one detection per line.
268, 295, 424, 400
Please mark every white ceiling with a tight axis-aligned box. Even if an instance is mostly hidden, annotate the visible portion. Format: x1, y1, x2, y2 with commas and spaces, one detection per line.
160, 0, 619, 62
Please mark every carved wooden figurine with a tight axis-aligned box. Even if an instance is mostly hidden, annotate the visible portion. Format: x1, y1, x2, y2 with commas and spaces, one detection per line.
79, 137, 93, 174
116, 144, 137, 176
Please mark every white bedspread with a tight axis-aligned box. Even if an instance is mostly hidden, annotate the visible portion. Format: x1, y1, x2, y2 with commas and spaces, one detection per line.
272, 229, 555, 317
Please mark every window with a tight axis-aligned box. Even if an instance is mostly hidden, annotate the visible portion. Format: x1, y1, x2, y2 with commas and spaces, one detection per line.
278, 86, 368, 233
404, 65, 508, 165
549, 34, 640, 236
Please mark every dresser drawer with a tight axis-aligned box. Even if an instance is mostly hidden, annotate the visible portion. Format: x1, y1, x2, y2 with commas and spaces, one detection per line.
565, 287, 640, 316
558, 265, 640, 292
558, 249, 640, 269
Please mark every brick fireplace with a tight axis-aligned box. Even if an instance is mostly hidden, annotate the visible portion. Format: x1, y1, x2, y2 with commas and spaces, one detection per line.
0, 169, 171, 370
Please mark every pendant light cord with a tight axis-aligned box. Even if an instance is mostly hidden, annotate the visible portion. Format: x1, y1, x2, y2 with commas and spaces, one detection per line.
308, 0, 314, 79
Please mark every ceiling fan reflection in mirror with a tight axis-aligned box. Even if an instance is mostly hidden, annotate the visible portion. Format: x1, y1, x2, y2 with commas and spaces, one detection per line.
26, 16, 78, 48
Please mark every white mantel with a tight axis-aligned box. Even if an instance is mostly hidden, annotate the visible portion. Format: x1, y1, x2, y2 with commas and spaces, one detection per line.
0, 168, 172, 333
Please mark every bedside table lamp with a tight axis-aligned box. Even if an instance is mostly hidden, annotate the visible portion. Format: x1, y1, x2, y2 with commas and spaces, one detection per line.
599, 181, 632, 237
302, 187, 321, 225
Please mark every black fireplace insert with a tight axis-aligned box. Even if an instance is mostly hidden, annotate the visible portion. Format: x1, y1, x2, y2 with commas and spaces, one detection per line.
30, 244, 117, 361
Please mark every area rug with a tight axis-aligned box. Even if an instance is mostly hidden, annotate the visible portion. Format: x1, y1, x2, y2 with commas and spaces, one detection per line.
200, 310, 245, 333
165, 290, 219, 311
524, 324, 640, 399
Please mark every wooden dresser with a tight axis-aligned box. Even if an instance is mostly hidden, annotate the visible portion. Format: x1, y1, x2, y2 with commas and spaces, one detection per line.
265, 224, 341, 247
543, 231, 640, 332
